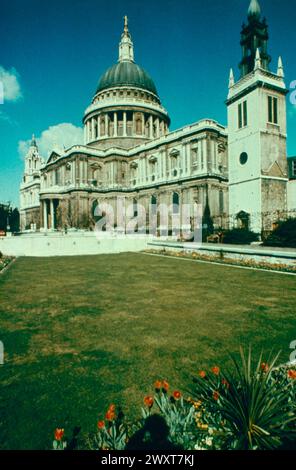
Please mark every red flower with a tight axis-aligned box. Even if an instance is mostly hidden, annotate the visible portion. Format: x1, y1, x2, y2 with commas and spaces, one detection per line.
143, 396, 154, 408
162, 380, 169, 392
173, 390, 182, 400
198, 370, 206, 379
287, 369, 296, 380
54, 428, 64, 441
211, 366, 220, 376
105, 409, 116, 421
97, 420, 105, 430
154, 380, 162, 390
261, 363, 269, 373
222, 378, 230, 389
213, 391, 220, 401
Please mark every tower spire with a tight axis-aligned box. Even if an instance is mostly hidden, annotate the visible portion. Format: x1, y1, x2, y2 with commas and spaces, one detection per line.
119, 15, 134, 63
30, 134, 38, 148
248, 0, 261, 20
229, 68, 235, 88
239, 0, 270, 77
254, 48, 261, 70
277, 56, 284, 77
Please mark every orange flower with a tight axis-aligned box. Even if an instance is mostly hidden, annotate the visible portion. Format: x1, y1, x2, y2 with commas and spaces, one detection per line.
198, 370, 206, 379
97, 420, 105, 430
222, 378, 230, 389
211, 366, 220, 375
143, 396, 154, 408
154, 380, 162, 390
162, 380, 169, 392
261, 363, 269, 373
173, 390, 182, 400
108, 404, 116, 412
287, 369, 296, 380
54, 428, 65, 441
213, 391, 220, 401
105, 409, 116, 421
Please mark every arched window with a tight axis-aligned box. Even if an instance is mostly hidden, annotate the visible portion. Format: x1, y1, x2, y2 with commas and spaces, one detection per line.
151, 195, 157, 206
100, 116, 105, 135
172, 192, 179, 214
136, 118, 142, 135
133, 198, 138, 217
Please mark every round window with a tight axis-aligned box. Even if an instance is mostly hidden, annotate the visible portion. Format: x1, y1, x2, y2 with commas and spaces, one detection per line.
240, 152, 248, 165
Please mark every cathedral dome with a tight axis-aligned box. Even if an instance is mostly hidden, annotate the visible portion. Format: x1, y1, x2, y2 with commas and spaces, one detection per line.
83, 17, 170, 149
96, 61, 158, 96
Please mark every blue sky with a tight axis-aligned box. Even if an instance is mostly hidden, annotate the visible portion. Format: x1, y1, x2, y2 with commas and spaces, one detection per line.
0, 0, 295, 206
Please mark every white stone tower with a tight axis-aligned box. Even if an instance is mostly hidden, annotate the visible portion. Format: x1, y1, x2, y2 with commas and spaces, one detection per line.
227, 0, 288, 234
20, 135, 44, 230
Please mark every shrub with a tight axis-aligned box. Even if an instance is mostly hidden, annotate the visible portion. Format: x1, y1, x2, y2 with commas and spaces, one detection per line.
222, 228, 259, 245
192, 348, 296, 450
264, 218, 296, 248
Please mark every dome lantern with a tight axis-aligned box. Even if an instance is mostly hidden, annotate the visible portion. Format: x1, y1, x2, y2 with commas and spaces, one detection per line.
119, 16, 134, 63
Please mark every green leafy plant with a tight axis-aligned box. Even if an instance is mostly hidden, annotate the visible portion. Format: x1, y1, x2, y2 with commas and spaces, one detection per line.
141, 380, 197, 449
264, 218, 296, 248
192, 348, 296, 450
222, 228, 259, 245
88, 404, 128, 450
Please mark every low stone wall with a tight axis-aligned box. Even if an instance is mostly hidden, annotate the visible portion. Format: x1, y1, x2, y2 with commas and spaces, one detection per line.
147, 241, 296, 272
0, 232, 151, 257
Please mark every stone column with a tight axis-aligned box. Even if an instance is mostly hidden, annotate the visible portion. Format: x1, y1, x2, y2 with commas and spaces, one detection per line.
149, 115, 153, 139
198, 140, 202, 172
142, 113, 145, 136
86, 121, 90, 142
114, 112, 118, 137
97, 115, 101, 138
203, 139, 207, 173
213, 140, 217, 172
156, 118, 160, 138
50, 199, 54, 229
163, 150, 167, 179
91, 118, 95, 140
105, 114, 109, 137
123, 112, 127, 136
43, 200, 48, 230
182, 144, 187, 176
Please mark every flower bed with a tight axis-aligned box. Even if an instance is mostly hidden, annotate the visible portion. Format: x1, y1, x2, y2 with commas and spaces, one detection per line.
0, 252, 14, 273
52, 351, 296, 451
145, 249, 296, 274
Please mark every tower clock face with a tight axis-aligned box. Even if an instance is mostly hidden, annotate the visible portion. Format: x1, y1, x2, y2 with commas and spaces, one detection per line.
239, 152, 248, 165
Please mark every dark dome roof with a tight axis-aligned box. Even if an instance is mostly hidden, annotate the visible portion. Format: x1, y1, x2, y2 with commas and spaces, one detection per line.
96, 61, 158, 96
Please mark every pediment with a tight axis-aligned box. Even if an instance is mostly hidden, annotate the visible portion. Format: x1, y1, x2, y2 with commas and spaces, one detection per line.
266, 161, 285, 178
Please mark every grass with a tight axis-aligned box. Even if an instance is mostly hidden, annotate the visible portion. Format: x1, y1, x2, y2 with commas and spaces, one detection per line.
0, 253, 295, 449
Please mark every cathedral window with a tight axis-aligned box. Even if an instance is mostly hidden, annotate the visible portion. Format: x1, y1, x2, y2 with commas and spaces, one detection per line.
172, 192, 179, 214
268, 96, 278, 124
240, 152, 248, 165
219, 190, 224, 214
136, 118, 142, 134
292, 160, 296, 177
238, 100, 248, 129
133, 198, 138, 217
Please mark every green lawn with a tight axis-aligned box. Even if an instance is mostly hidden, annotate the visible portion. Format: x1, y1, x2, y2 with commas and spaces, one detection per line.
0, 253, 295, 449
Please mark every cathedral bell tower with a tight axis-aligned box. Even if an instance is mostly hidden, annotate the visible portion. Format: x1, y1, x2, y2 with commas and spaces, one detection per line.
227, 0, 289, 234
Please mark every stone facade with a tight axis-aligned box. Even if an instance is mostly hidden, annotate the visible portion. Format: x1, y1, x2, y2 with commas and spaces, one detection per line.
19, 3, 293, 236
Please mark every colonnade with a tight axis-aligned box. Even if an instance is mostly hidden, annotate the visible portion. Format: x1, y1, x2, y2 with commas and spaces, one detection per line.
84, 111, 167, 143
